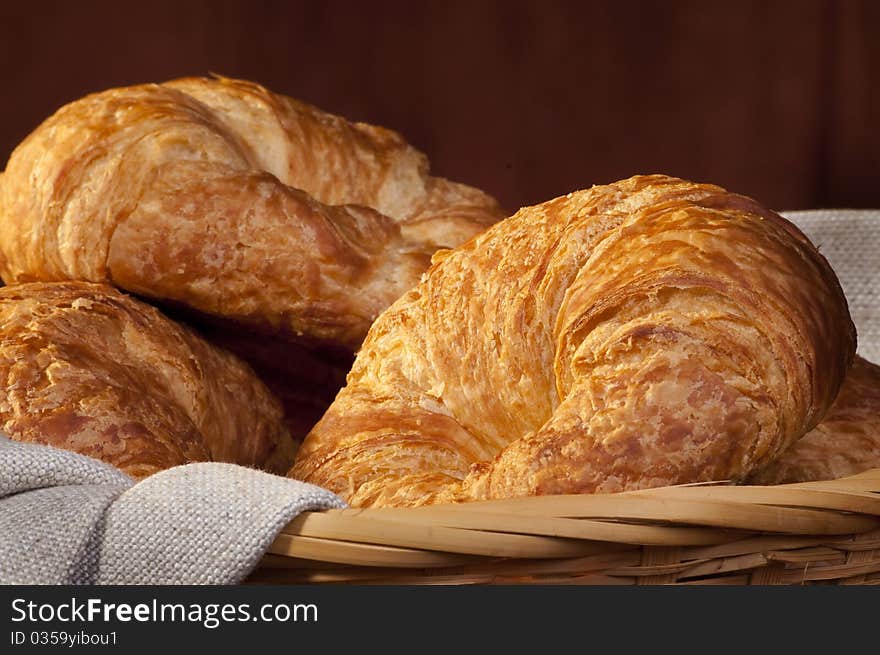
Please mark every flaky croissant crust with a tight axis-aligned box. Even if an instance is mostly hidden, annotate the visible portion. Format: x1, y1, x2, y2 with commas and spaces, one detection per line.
0, 282, 295, 478
292, 175, 856, 507
0, 76, 503, 350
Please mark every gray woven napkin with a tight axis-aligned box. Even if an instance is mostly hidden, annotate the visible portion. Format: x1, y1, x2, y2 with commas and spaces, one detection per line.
0, 436, 344, 584
782, 209, 879, 362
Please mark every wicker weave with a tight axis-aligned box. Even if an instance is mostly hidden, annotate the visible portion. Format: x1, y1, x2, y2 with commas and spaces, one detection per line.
249, 468, 880, 585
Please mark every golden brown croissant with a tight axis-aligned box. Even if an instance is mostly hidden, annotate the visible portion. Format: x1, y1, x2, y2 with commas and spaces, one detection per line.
747, 356, 880, 484
0, 281, 295, 478
0, 75, 503, 352
291, 175, 856, 507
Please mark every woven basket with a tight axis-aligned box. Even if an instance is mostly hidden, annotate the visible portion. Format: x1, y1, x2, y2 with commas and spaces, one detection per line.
248, 469, 880, 585
249, 210, 879, 586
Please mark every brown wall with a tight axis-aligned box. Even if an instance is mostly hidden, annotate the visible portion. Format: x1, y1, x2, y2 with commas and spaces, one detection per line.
1, 0, 877, 213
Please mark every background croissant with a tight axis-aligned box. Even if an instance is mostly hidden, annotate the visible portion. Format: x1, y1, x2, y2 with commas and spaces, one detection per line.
292, 175, 856, 507
0, 282, 295, 478
0, 75, 505, 439
748, 355, 880, 484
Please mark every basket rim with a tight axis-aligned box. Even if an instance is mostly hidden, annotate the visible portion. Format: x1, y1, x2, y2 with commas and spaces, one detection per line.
263, 468, 880, 569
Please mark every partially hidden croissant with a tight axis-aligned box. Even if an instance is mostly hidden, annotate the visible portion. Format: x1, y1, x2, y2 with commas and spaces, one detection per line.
748, 356, 880, 484
0, 75, 504, 351
0, 75, 504, 439
291, 175, 856, 507
0, 281, 295, 478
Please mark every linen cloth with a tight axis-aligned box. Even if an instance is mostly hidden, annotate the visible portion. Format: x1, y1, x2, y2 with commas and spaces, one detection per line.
0, 436, 343, 584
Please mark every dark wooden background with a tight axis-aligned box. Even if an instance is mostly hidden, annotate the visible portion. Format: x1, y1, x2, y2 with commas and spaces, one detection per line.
1, 0, 877, 213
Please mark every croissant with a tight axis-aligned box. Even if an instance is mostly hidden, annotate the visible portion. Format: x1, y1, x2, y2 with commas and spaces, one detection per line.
0, 281, 295, 478
0, 75, 503, 352
747, 356, 880, 484
291, 175, 856, 507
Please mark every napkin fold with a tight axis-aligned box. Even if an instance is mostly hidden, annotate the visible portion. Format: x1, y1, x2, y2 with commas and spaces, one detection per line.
0, 436, 343, 584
